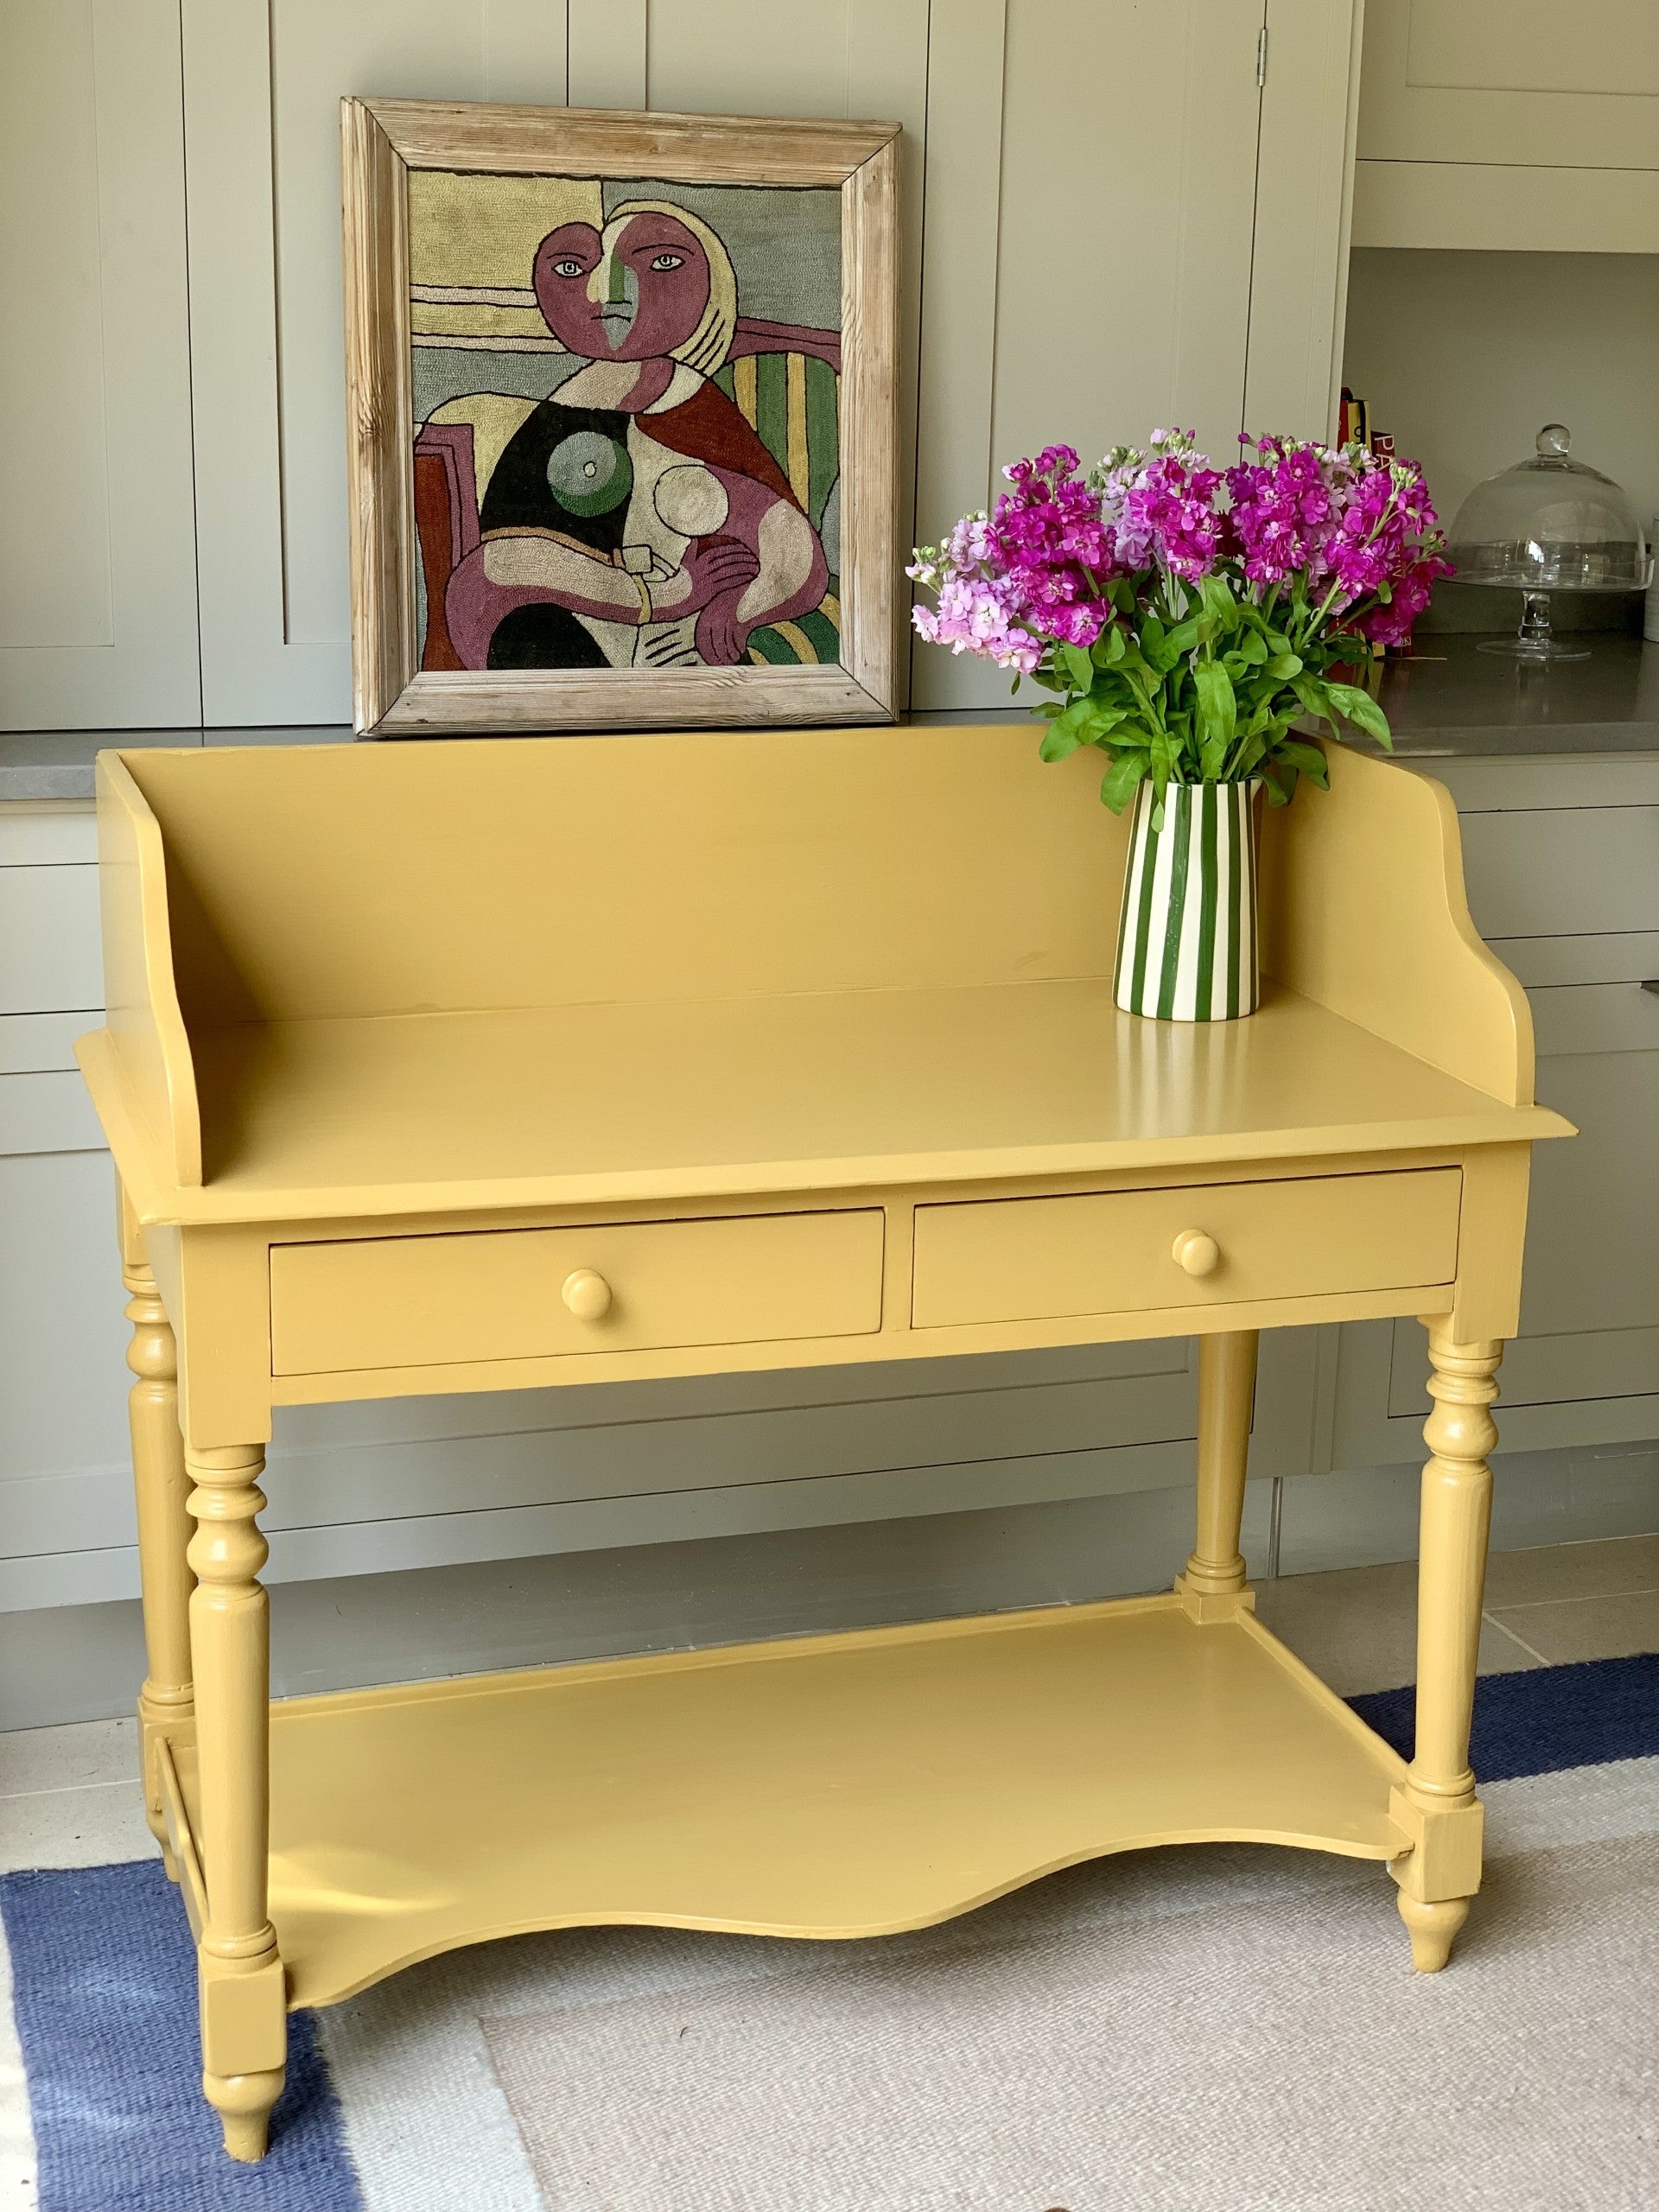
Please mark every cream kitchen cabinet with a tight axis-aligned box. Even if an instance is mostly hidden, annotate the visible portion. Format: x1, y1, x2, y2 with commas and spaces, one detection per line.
1352, 0, 1659, 251
1332, 763, 1659, 1465
7, 0, 1364, 730
0, 1, 200, 730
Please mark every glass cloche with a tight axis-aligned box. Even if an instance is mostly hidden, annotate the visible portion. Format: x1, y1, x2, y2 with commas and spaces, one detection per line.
1447, 424, 1652, 662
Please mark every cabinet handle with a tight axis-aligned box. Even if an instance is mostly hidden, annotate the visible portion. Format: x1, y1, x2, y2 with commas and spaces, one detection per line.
1172, 1230, 1221, 1279
561, 1268, 613, 1322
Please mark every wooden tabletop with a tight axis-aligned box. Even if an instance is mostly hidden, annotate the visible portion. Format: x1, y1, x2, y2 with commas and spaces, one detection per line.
79, 724, 1573, 1226
73, 976, 1561, 1227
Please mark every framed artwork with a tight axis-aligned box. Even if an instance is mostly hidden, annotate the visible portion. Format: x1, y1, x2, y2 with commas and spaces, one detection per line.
340, 99, 900, 735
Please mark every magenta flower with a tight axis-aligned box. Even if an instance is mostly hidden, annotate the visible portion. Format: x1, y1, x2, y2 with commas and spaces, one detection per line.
909, 426, 1450, 804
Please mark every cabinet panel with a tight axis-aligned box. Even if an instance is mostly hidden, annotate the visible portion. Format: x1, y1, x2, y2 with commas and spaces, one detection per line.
639, 0, 930, 709
0, 1071, 107, 1157
1385, 983, 1659, 1419
0, 1014, 92, 1075
0, 868, 103, 1015
1511, 1004, 1656, 1351
916, 0, 1268, 709
1244, 0, 1363, 442
181, 0, 572, 725
1352, 162, 1659, 254
1459, 809, 1659, 940
0, 1151, 130, 1485
991, 0, 1263, 494
0, 0, 200, 728
1358, 0, 1659, 170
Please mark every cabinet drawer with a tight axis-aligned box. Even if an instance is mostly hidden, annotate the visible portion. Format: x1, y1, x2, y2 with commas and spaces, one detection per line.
912, 1171, 1462, 1329
270, 1209, 886, 1376
0, 867, 103, 1015
1459, 809, 1659, 940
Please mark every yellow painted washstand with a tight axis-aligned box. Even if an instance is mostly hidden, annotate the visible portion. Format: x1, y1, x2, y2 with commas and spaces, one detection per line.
77, 724, 1571, 2160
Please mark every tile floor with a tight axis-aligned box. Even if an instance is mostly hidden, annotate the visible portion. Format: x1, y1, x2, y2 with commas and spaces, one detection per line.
1, 1533, 1656, 1877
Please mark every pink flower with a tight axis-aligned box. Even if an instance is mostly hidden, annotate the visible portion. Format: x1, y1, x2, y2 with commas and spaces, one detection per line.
908, 429, 1449, 672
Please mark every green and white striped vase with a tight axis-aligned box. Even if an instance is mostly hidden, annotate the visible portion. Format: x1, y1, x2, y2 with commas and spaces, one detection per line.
1112, 779, 1260, 1021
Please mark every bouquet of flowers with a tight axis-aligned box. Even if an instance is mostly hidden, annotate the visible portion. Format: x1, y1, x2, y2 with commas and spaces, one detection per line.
908, 430, 1451, 821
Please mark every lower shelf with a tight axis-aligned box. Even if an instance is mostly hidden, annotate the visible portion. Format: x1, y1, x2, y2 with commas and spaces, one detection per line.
170, 1592, 1411, 2010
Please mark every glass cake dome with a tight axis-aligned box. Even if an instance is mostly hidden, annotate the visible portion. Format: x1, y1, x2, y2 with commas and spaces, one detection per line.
1447, 424, 1652, 662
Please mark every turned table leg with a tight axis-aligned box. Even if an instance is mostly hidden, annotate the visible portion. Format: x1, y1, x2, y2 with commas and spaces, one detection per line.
187, 1445, 287, 2161
1391, 1321, 1502, 1972
124, 1261, 194, 1867
1176, 1330, 1258, 1623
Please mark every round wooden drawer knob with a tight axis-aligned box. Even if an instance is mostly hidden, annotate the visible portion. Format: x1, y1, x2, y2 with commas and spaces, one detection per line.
1172, 1230, 1221, 1279
561, 1268, 613, 1322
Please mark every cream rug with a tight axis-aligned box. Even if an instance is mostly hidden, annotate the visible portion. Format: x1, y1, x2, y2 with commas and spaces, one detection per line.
6, 1666, 1656, 2209
312, 1757, 1659, 2212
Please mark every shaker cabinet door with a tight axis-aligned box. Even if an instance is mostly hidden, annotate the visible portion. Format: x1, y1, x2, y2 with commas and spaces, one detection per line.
0, 0, 200, 730
1338, 982, 1659, 1461
1407, 984, 1659, 1419
1357, 0, 1659, 171
179, 0, 573, 728
912, 0, 1272, 709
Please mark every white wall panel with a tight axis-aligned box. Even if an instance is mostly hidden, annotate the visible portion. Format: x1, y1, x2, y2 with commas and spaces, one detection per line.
0, 1, 200, 728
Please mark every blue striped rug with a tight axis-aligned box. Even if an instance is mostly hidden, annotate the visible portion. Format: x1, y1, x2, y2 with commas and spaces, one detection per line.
3, 1654, 1656, 2212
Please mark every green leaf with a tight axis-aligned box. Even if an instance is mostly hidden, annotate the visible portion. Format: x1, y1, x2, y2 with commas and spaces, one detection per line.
1262, 762, 1299, 806
1165, 618, 1203, 658
1101, 625, 1128, 665
1325, 682, 1394, 748
1193, 660, 1236, 748
1198, 574, 1237, 626
1098, 749, 1149, 813
1235, 629, 1268, 665
1084, 702, 1133, 741
1039, 726, 1084, 762
1292, 675, 1334, 727
1265, 652, 1303, 679
1233, 730, 1273, 781
1273, 737, 1331, 784
1060, 642, 1095, 695
1048, 697, 1097, 741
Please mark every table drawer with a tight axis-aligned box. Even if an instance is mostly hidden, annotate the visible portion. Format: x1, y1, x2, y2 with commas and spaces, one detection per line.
911, 1170, 1461, 1329
271, 1209, 886, 1376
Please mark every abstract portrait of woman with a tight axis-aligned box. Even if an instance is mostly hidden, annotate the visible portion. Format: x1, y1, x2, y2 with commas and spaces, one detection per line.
409, 174, 843, 676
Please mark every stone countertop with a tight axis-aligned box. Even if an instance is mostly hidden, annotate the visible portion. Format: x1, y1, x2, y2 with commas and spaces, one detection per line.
1368, 632, 1659, 758
3, 634, 1656, 800
0, 722, 352, 802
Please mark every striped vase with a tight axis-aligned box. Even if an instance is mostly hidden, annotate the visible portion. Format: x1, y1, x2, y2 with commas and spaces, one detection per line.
1112, 779, 1260, 1021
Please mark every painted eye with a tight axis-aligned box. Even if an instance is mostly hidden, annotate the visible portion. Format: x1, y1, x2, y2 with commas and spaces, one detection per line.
550, 257, 584, 277
649, 252, 684, 271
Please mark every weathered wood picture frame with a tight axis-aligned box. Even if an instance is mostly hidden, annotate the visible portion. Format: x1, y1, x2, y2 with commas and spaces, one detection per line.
340, 98, 900, 737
